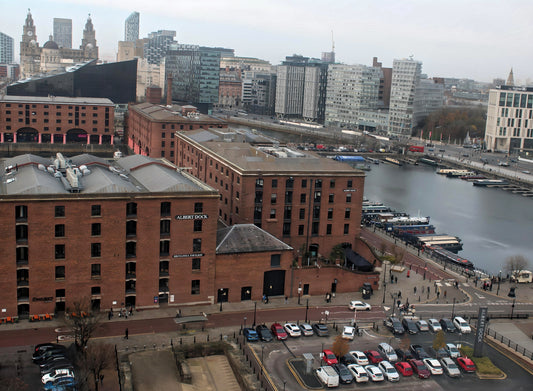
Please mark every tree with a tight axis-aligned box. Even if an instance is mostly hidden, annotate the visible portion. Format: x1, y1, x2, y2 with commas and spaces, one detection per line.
379, 242, 388, 256
65, 299, 102, 350
76, 343, 114, 391
432, 330, 446, 351
329, 244, 345, 263
331, 335, 350, 358
503, 255, 530, 278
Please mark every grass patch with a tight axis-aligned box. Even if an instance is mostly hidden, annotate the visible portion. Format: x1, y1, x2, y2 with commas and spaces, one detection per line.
459, 345, 503, 375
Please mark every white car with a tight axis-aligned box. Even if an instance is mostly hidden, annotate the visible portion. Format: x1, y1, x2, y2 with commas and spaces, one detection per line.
349, 301, 371, 311
422, 358, 443, 375
378, 361, 400, 382
440, 357, 461, 377
416, 319, 429, 332
445, 343, 460, 358
283, 323, 301, 337
377, 342, 398, 362
364, 365, 384, 382
428, 318, 442, 332
453, 316, 471, 334
347, 364, 369, 383
342, 326, 355, 340
349, 350, 369, 365
41, 368, 74, 384
299, 323, 314, 336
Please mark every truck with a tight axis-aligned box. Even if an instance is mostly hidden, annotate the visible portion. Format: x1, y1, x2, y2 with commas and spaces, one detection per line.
408, 145, 424, 153
316, 366, 339, 388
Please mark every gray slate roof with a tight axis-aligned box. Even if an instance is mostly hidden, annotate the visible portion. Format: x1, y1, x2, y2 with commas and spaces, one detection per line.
216, 224, 293, 254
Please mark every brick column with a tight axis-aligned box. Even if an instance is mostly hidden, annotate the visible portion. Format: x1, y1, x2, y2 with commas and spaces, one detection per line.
99, 135, 102, 145
38, 133, 42, 143
87, 134, 90, 145
13, 133, 17, 143
51, 135, 54, 144
0, 133, 3, 143
62, 134, 66, 144
110, 135, 114, 145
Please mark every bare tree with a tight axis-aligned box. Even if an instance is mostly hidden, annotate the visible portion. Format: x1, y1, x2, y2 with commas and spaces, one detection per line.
64, 299, 102, 350
76, 343, 115, 391
432, 330, 446, 352
503, 255, 530, 278
331, 335, 350, 358
379, 242, 388, 256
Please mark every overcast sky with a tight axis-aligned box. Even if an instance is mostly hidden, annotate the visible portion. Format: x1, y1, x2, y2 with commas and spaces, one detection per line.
2, 0, 531, 83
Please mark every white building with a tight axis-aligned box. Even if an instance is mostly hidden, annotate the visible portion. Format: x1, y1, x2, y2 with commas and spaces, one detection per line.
388, 58, 422, 135
275, 64, 306, 117
484, 85, 533, 153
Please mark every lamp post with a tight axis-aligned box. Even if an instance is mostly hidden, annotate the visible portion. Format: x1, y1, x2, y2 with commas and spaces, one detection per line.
497, 270, 502, 296
391, 292, 398, 317
243, 316, 247, 330
253, 301, 257, 327
451, 297, 456, 319
510, 298, 516, 319
305, 299, 309, 323
298, 283, 302, 305
219, 288, 224, 312
382, 261, 388, 304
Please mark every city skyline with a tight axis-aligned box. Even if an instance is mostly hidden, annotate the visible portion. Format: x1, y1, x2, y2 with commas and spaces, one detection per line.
1, 0, 532, 83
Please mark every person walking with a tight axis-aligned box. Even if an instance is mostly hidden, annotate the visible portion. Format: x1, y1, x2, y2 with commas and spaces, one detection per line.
124, 328, 129, 340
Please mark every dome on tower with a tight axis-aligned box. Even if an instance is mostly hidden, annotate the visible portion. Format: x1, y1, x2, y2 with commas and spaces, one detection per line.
43, 35, 59, 50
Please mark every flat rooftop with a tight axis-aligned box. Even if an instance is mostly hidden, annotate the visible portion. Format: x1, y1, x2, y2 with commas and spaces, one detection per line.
178, 128, 365, 176
0, 153, 216, 197
130, 102, 227, 124
1, 95, 114, 106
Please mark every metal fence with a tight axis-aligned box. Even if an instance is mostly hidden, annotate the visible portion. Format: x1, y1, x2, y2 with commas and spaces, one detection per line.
486, 327, 533, 360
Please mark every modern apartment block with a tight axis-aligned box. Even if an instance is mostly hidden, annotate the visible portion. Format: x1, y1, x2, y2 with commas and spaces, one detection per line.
125, 12, 140, 42
53, 18, 72, 49
388, 58, 422, 136
412, 77, 445, 129
484, 85, 533, 153
0, 31, 14, 64
242, 71, 276, 115
324, 64, 383, 129
144, 30, 176, 65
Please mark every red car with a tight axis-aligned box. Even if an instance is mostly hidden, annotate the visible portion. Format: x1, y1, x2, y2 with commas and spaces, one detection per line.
394, 361, 413, 376
408, 359, 431, 379
322, 349, 338, 365
457, 357, 476, 373
364, 350, 383, 364
270, 323, 288, 340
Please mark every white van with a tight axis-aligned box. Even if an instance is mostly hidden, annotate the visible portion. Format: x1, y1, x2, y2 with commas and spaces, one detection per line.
316, 366, 339, 388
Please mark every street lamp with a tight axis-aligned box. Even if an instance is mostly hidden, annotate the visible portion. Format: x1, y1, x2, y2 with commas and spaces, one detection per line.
511, 298, 516, 319
451, 298, 456, 319
497, 270, 502, 296
382, 261, 389, 304
391, 292, 398, 317
305, 299, 309, 323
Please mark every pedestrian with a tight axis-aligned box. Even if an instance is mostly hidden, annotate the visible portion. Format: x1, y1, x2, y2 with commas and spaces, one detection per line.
414, 286, 417, 294
265, 295, 269, 304
100, 374, 104, 385
124, 328, 129, 340
437, 291, 440, 298
398, 290, 402, 298
108, 310, 112, 320
397, 299, 401, 308
262, 294, 266, 303
395, 276, 398, 283
444, 290, 447, 298
284, 296, 288, 304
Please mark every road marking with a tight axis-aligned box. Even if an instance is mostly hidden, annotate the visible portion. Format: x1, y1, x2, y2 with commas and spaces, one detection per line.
463, 283, 470, 287
363, 329, 376, 338
436, 282, 443, 287
444, 282, 452, 286
474, 293, 485, 299
383, 306, 390, 311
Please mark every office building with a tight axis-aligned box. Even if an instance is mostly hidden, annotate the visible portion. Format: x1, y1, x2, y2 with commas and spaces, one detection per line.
144, 30, 176, 65
412, 77, 445, 128
53, 18, 72, 49
125, 12, 140, 42
484, 85, 533, 154
388, 58, 422, 136
241, 71, 276, 115
0, 32, 14, 64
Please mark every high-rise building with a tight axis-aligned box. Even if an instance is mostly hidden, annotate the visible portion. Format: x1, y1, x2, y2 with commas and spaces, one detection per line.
412, 77, 445, 128
53, 18, 72, 48
125, 12, 140, 42
242, 71, 276, 115
388, 58, 422, 135
324, 64, 383, 128
144, 30, 176, 65
0, 32, 14, 64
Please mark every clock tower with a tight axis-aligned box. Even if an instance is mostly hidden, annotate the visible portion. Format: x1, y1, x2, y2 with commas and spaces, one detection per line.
20, 9, 41, 78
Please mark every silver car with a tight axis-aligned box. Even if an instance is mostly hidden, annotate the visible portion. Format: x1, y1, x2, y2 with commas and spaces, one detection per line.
440, 357, 461, 377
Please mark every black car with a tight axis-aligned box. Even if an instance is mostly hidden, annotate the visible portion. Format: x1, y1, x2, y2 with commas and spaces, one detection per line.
255, 325, 273, 342
439, 318, 456, 333
312, 323, 329, 337
38, 353, 69, 368
402, 318, 418, 334
340, 353, 357, 366
332, 363, 354, 384
394, 348, 413, 362
41, 360, 74, 375
33, 347, 67, 364
409, 344, 430, 360
383, 317, 405, 335
32, 344, 66, 362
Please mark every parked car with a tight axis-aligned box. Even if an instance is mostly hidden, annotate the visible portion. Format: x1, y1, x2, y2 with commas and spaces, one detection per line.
439, 318, 456, 333
445, 343, 460, 358
440, 357, 461, 377
270, 323, 288, 340
394, 361, 413, 376
377, 342, 398, 362
378, 360, 400, 382
402, 318, 418, 334
416, 319, 429, 332
38, 354, 69, 368
312, 323, 329, 337
364, 365, 384, 382
457, 357, 476, 373
34, 343, 64, 356
299, 323, 314, 336
349, 300, 371, 311
428, 319, 442, 332
364, 350, 383, 364
33, 346, 67, 363
340, 353, 357, 366
316, 366, 339, 388
422, 358, 443, 375
383, 316, 405, 335
342, 326, 355, 340
347, 364, 369, 383
349, 350, 369, 366
453, 316, 471, 334
255, 325, 273, 342
283, 323, 301, 337
321, 349, 338, 366
43, 376, 77, 390
243, 328, 259, 342
394, 348, 413, 362
408, 359, 431, 379
434, 347, 449, 359
332, 363, 353, 384
409, 344, 430, 360
41, 368, 75, 384
40, 360, 73, 375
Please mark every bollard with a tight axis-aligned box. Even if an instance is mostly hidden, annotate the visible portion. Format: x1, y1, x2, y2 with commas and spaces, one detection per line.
220, 334, 223, 341
180, 338, 182, 345
418, 296, 421, 302
207, 334, 210, 342
194, 336, 196, 343
153, 344, 156, 350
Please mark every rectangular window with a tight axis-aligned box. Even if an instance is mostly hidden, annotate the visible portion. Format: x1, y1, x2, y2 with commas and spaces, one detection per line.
55, 244, 65, 259
56, 289, 65, 298
327, 208, 333, 219
193, 219, 203, 232
298, 225, 304, 235
330, 179, 335, 188
271, 193, 277, 204
160, 219, 170, 235
55, 224, 65, 237
345, 208, 351, 219
299, 208, 305, 219
313, 205, 320, 219
270, 254, 281, 267
301, 179, 307, 188
346, 193, 352, 203
347, 180, 353, 188
300, 193, 306, 203
160, 240, 170, 256
285, 191, 293, 204
126, 241, 136, 258
91, 263, 101, 278
91, 243, 101, 257
194, 202, 203, 213
272, 179, 278, 188
328, 194, 334, 203
55, 266, 65, 280
344, 224, 350, 234
91, 287, 101, 295
282, 223, 291, 236
91, 223, 101, 236
91, 205, 101, 216
16, 205, 28, 221
193, 238, 202, 252
161, 202, 171, 216
255, 178, 264, 188
284, 206, 292, 219
270, 209, 276, 218
191, 280, 200, 295
192, 258, 201, 270
55, 205, 65, 217
314, 191, 321, 202
312, 221, 319, 235
286, 178, 294, 189
326, 224, 332, 235
315, 179, 322, 189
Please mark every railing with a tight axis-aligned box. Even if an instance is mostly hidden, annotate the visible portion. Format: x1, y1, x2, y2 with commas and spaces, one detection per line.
486, 327, 533, 360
